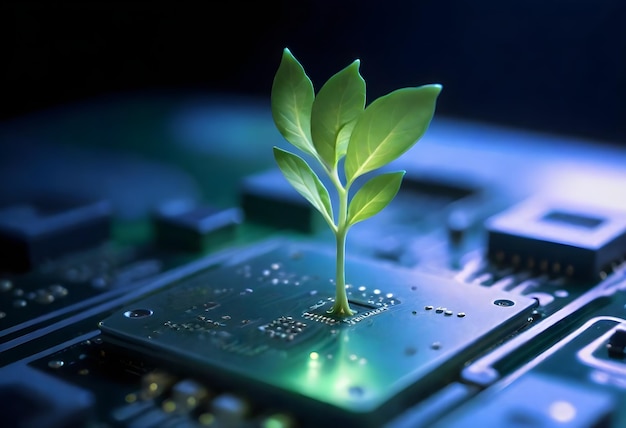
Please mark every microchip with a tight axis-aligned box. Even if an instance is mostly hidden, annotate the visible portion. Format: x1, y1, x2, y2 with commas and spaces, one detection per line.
486, 198, 626, 280
401, 169, 480, 202
153, 201, 242, 252
99, 241, 537, 426
240, 169, 318, 233
0, 195, 111, 272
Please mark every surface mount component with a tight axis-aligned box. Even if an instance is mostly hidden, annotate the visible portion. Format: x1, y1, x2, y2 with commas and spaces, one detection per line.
240, 169, 320, 233
486, 198, 626, 280
100, 241, 537, 427
0, 364, 94, 428
0, 195, 111, 272
607, 329, 626, 359
153, 201, 242, 252
401, 169, 479, 202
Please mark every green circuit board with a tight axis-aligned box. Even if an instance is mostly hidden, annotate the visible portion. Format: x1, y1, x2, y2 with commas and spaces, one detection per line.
99, 241, 537, 426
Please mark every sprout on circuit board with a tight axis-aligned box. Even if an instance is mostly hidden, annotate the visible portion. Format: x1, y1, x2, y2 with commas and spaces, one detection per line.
271, 48, 441, 316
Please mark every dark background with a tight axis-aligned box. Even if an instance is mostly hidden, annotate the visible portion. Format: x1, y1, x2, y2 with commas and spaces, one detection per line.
1, 1, 625, 144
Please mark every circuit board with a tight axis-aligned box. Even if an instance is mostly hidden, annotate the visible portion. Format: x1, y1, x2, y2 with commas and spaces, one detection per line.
99, 242, 536, 427
1, 93, 626, 428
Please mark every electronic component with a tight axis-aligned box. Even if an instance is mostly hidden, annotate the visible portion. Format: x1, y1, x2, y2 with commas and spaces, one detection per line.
240, 169, 321, 233
485, 198, 626, 280
169, 378, 210, 412
0, 365, 94, 428
607, 329, 626, 359
401, 169, 479, 202
100, 241, 537, 427
211, 393, 250, 426
0, 195, 111, 272
140, 370, 177, 400
577, 320, 626, 377
153, 201, 242, 252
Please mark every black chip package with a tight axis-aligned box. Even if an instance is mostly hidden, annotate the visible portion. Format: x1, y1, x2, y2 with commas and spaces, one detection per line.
486, 198, 626, 280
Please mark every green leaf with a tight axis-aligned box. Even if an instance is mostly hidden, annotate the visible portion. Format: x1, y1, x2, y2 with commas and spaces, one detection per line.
347, 171, 405, 226
311, 59, 365, 168
271, 48, 318, 159
273, 146, 334, 226
344, 84, 442, 183
335, 120, 357, 162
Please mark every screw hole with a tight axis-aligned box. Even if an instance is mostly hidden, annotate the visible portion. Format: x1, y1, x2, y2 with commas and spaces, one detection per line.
494, 299, 515, 307
124, 308, 153, 319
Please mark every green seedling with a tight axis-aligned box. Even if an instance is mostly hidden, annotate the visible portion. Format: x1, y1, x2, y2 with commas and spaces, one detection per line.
271, 48, 441, 316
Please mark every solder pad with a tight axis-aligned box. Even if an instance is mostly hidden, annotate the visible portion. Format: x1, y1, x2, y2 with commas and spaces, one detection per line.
99, 240, 537, 426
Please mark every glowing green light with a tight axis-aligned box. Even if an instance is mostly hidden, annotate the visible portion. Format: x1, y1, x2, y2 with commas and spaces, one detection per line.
309, 351, 319, 360
262, 413, 294, 428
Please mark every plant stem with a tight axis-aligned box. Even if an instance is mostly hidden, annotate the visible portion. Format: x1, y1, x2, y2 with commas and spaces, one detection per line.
328, 178, 354, 316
